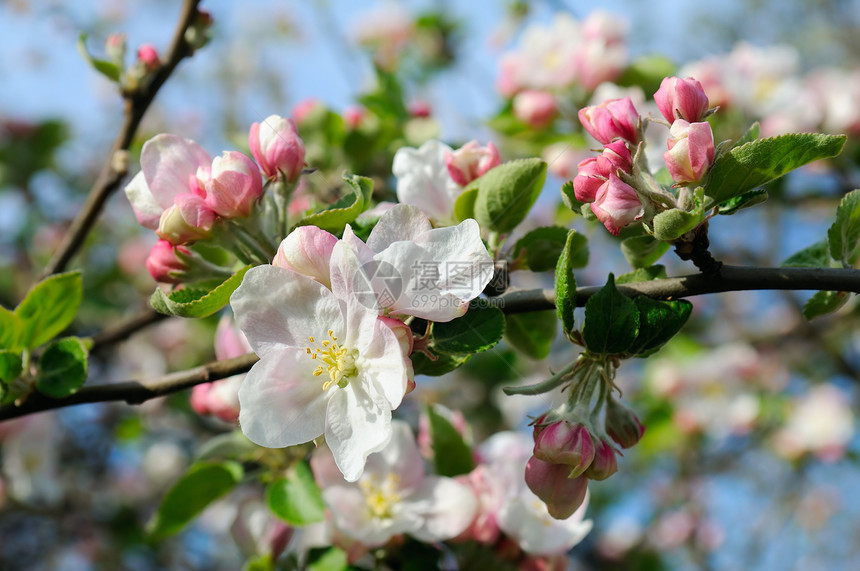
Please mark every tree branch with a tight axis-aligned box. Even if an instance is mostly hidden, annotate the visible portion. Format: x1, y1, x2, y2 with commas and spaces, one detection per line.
3, 264, 860, 421
90, 307, 168, 352
0, 353, 258, 421
40, 0, 202, 278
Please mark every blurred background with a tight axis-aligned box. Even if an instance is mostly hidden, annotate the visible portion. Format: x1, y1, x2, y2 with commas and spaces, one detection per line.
1, 0, 860, 569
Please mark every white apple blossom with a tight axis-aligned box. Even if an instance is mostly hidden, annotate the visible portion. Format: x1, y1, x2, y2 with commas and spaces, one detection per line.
230, 252, 409, 482
392, 140, 462, 225
310, 420, 477, 547
772, 383, 855, 462
338, 204, 494, 322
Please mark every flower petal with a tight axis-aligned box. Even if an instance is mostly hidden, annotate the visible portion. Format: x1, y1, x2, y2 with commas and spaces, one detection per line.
124, 171, 163, 229
141, 134, 211, 208
230, 265, 343, 357
237, 347, 327, 448
366, 204, 433, 252
406, 476, 478, 542
325, 384, 393, 482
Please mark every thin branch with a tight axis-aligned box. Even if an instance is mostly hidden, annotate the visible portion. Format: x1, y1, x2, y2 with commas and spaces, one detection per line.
492, 265, 860, 313
90, 308, 168, 352
40, 0, 202, 278
4, 264, 860, 420
0, 353, 258, 421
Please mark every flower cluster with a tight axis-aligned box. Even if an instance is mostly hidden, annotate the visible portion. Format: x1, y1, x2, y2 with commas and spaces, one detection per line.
571, 76, 717, 235
124, 115, 306, 283
230, 204, 493, 481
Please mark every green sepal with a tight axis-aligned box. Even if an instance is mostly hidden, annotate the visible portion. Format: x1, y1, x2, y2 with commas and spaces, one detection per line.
36, 336, 90, 398
426, 404, 474, 477
504, 311, 556, 360
294, 174, 373, 233
147, 461, 244, 540
266, 461, 326, 526
473, 158, 547, 233
802, 290, 851, 320
15, 271, 82, 350
621, 235, 670, 269
627, 298, 693, 357
827, 189, 860, 267
151, 265, 251, 318
582, 274, 639, 355
704, 133, 846, 208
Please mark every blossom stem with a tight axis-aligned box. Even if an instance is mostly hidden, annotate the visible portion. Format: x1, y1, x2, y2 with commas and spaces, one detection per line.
503, 359, 580, 395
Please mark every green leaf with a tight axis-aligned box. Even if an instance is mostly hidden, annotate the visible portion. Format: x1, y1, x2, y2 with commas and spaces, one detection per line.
561, 180, 587, 215
704, 133, 846, 207
454, 186, 478, 222
651, 208, 702, 241
782, 240, 831, 268
717, 189, 768, 215
732, 122, 761, 149
76, 33, 121, 82
504, 311, 556, 360
827, 189, 860, 267
582, 274, 639, 355
266, 461, 326, 526
295, 174, 373, 233
474, 159, 547, 233
36, 336, 90, 398
627, 298, 693, 356
802, 290, 851, 320
15, 271, 82, 350
0, 306, 22, 350
0, 350, 22, 383
151, 265, 251, 318
616, 265, 667, 284
306, 547, 349, 571
410, 351, 471, 376
555, 230, 586, 336
616, 54, 677, 96
512, 226, 574, 272
148, 461, 243, 540
621, 235, 670, 269
195, 431, 258, 462
431, 305, 505, 355
426, 405, 474, 477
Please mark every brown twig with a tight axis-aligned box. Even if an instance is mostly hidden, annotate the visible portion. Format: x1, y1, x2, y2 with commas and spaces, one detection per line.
40, 0, 203, 278
3, 264, 860, 420
90, 307, 168, 352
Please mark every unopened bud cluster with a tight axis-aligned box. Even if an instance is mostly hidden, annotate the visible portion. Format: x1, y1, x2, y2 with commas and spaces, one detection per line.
572, 76, 717, 236
525, 358, 644, 519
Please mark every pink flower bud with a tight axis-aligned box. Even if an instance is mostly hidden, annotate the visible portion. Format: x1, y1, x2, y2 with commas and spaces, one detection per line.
445, 141, 502, 186
408, 100, 432, 118
156, 196, 216, 244
654, 76, 710, 124
343, 105, 367, 129
273, 226, 338, 288
105, 33, 126, 64
249, 115, 306, 182
512, 90, 557, 127
663, 120, 715, 184
590, 173, 642, 235
573, 141, 632, 203
605, 397, 645, 449
136, 44, 160, 71
292, 98, 324, 124
525, 456, 589, 520
584, 438, 618, 481
204, 151, 263, 218
533, 420, 595, 478
214, 313, 252, 360
146, 239, 190, 283
578, 97, 640, 145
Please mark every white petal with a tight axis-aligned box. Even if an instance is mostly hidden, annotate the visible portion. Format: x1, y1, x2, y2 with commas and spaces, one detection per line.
324, 384, 392, 482
230, 265, 343, 357
124, 171, 163, 229
405, 476, 478, 542
497, 491, 593, 556
358, 318, 409, 410
237, 348, 327, 448
366, 204, 432, 252
329, 236, 380, 317
393, 140, 461, 224
364, 420, 424, 491
141, 134, 211, 208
